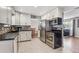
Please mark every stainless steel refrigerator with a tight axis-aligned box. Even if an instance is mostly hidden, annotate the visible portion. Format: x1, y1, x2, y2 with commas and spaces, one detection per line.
40, 20, 46, 43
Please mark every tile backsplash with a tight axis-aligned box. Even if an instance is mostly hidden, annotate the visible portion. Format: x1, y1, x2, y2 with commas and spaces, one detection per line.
0, 25, 10, 35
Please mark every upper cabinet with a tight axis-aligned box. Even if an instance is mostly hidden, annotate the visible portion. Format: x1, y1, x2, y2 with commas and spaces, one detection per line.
0, 7, 8, 24
0, 7, 31, 25
11, 11, 16, 25
20, 14, 31, 25
12, 11, 20, 25
12, 11, 31, 25
15, 12, 20, 25
7, 9, 12, 25
0, 7, 12, 24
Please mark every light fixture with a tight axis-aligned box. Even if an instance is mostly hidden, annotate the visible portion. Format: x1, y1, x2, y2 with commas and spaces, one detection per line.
0, 6, 7, 9
34, 6, 38, 8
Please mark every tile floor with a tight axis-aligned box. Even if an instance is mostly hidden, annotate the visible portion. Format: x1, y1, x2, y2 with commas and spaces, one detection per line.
18, 37, 79, 53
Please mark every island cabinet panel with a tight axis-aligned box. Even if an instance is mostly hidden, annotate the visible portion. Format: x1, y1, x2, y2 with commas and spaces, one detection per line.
14, 36, 18, 53
18, 31, 32, 42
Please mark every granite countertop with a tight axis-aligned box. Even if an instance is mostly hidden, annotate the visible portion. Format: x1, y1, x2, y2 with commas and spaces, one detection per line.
0, 32, 18, 41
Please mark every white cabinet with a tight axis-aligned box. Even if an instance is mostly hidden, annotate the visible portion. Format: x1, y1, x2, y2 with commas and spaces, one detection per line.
19, 31, 27, 41
18, 31, 32, 41
12, 13, 31, 25
11, 11, 20, 25
25, 15, 31, 25
0, 40, 14, 53
14, 36, 18, 53
26, 31, 32, 40
20, 14, 25, 25
0, 7, 12, 24
0, 36, 18, 53
11, 12, 31, 25
12, 13, 16, 25
20, 14, 31, 25
7, 10, 12, 24
0, 8, 31, 25
0, 8, 8, 24
15, 12, 20, 25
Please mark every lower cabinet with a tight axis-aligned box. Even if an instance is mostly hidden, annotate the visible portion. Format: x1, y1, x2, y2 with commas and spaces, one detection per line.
14, 36, 18, 53
0, 40, 14, 53
0, 36, 18, 53
18, 31, 32, 42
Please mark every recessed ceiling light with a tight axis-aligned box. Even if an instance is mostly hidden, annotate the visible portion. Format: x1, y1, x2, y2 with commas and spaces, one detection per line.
34, 6, 38, 8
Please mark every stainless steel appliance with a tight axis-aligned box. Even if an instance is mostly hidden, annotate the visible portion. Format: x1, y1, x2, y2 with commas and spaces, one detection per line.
40, 20, 46, 43
40, 17, 62, 49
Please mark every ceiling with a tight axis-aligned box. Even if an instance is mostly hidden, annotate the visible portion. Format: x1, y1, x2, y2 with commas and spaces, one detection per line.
62, 6, 79, 13
13, 6, 79, 17
13, 6, 57, 16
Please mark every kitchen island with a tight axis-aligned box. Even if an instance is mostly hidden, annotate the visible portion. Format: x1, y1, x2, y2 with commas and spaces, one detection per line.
18, 30, 32, 42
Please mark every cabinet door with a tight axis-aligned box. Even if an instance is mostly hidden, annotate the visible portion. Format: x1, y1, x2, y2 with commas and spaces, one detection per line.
11, 11, 16, 25
12, 15, 15, 25
18, 31, 31, 41
20, 14, 31, 25
7, 10, 12, 24
0, 40, 14, 53
11, 11, 20, 25
26, 31, 31, 40
20, 14, 26, 25
19, 31, 27, 41
15, 12, 20, 25
0, 8, 8, 24
20, 32, 27, 40
25, 15, 31, 25
14, 36, 18, 53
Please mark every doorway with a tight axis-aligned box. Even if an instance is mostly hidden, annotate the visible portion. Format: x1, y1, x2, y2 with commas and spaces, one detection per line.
63, 19, 73, 37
